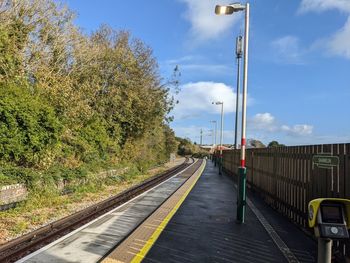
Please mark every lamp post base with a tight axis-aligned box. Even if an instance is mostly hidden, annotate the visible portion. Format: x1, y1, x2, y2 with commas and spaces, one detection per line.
236, 167, 247, 223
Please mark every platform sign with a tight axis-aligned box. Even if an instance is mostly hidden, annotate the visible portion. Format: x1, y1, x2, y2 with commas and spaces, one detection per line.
312, 155, 339, 169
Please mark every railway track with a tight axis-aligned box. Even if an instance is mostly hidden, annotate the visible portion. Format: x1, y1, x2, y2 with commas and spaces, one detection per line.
0, 157, 193, 262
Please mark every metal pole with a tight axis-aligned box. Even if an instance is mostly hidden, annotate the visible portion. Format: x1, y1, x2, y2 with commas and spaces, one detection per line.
210, 121, 217, 145
212, 129, 214, 146
219, 102, 224, 175
317, 238, 332, 263
212, 121, 218, 166
211, 129, 214, 161
215, 121, 217, 145
237, 2, 249, 223
234, 35, 242, 150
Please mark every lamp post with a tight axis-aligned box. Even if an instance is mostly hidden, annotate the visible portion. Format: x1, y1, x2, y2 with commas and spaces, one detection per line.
212, 101, 224, 175
215, 2, 250, 223
234, 35, 242, 150
210, 120, 217, 164
210, 120, 217, 146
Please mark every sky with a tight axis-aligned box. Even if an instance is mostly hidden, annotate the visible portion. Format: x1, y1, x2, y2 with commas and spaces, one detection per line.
63, 0, 350, 146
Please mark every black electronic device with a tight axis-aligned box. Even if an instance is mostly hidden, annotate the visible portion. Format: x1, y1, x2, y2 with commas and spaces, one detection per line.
317, 202, 349, 239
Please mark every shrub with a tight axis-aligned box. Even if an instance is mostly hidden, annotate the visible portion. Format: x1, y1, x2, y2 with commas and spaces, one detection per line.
0, 84, 61, 167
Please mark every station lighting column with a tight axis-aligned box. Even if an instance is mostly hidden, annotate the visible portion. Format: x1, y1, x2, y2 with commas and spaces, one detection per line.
208, 129, 214, 146
234, 35, 243, 150
212, 101, 224, 174
210, 120, 218, 165
210, 120, 217, 146
215, 2, 250, 223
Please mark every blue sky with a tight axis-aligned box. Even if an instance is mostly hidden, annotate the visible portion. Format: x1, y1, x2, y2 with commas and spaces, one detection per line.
63, 0, 350, 146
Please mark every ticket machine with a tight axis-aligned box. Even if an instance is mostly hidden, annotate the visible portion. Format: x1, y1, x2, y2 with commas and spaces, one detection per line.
308, 198, 350, 263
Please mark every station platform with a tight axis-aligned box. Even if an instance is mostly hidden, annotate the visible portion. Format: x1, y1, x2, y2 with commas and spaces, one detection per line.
105, 160, 317, 263
145, 161, 317, 263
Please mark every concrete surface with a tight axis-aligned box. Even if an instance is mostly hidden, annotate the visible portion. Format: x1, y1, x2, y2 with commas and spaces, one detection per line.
143, 161, 316, 263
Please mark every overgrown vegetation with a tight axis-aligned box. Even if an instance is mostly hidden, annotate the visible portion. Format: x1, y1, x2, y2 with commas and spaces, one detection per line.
0, 0, 178, 189
176, 137, 209, 157
267, 140, 286, 147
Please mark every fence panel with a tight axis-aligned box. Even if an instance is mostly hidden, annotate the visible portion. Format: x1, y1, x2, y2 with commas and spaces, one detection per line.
222, 143, 350, 256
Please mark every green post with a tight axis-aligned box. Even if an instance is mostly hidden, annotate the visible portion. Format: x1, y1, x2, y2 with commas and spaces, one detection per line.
236, 167, 247, 223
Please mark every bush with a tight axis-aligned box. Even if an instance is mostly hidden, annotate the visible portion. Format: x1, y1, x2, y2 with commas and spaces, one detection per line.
192, 152, 210, 159
0, 84, 61, 167
0, 165, 39, 188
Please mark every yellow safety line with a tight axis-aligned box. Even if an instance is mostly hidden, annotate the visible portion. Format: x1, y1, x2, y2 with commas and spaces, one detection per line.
130, 160, 206, 263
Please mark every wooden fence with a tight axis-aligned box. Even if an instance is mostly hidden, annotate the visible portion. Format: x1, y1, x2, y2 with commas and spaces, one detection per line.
222, 143, 350, 256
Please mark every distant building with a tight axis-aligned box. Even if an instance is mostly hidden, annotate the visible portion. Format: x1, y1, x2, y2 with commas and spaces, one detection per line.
200, 145, 231, 154
199, 145, 212, 151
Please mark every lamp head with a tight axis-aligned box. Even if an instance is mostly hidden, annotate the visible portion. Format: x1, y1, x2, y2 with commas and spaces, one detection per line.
215, 3, 245, 15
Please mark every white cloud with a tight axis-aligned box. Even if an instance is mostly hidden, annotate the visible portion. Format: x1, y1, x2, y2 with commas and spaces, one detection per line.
281, 124, 314, 136
172, 81, 238, 120
250, 113, 277, 131
271, 36, 305, 64
299, 0, 350, 59
248, 112, 314, 137
173, 125, 235, 144
328, 17, 350, 58
180, 0, 241, 42
174, 125, 202, 141
299, 0, 350, 13
173, 113, 315, 145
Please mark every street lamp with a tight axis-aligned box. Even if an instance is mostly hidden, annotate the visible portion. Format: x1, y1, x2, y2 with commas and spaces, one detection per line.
234, 35, 242, 150
215, 2, 250, 223
210, 120, 217, 146
210, 120, 218, 165
215, 3, 245, 14
208, 129, 214, 145
212, 101, 224, 175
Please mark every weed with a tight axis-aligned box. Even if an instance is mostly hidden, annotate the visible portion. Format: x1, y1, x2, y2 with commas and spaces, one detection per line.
11, 221, 29, 235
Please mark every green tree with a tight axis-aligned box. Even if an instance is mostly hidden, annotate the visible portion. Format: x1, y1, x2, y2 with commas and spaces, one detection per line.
268, 141, 285, 147
0, 84, 61, 167
249, 139, 266, 148
0, 0, 178, 186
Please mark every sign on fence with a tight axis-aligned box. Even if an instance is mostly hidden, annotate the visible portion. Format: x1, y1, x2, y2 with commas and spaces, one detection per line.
312, 155, 339, 169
